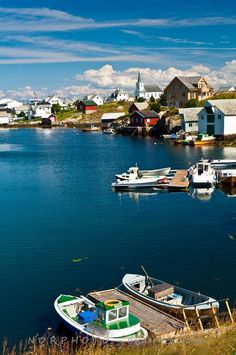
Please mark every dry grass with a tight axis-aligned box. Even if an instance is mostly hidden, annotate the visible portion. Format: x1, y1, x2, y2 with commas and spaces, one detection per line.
3, 322, 236, 355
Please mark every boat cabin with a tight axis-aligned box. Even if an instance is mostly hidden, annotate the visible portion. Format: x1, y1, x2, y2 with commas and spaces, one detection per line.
96, 299, 130, 326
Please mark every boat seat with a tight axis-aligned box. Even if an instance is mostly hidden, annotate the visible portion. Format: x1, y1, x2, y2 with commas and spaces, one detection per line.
148, 283, 174, 299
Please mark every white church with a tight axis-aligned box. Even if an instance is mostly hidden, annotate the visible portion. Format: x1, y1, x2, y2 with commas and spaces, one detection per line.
134, 73, 163, 100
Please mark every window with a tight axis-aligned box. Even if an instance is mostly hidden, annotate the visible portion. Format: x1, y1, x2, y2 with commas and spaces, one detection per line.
182, 93, 185, 97
201, 115, 204, 120
218, 114, 222, 119
189, 123, 192, 127
118, 307, 127, 318
108, 309, 117, 322
97, 309, 105, 322
207, 114, 215, 123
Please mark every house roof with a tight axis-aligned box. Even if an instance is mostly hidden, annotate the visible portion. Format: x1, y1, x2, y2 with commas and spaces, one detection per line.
130, 102, 149, 111
132, 110, 159, 118
207, 99, 236, 115
177, 76, 202, 91
80, 100, 97, 106
143, 84, 162, 93
101, 112, 125, 120
179, 107, 203, 122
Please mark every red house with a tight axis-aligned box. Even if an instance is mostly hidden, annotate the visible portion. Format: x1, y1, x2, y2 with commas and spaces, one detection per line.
129, 110, 159, 127
76, 100, 97, 114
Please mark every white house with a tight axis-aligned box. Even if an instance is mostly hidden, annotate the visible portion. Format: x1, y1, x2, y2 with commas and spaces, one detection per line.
0, 99, 23, 110
0, 111, 11, 124
216, 86, 236, 94
198, 99, 236, 137
134, 73, 162, 100
106, 89, 129, 102
179, 107, 202, 133
30, 104, 52, 119
45, 95, 67, 108
85, 95, 104, 106
101, 112, 125, 124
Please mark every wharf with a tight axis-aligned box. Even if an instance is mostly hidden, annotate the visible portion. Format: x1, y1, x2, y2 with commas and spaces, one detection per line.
88, 288, 186, 338
168, 170, 189, 191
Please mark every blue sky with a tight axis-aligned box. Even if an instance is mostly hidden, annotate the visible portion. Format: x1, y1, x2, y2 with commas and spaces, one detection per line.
0, 0, 236, 99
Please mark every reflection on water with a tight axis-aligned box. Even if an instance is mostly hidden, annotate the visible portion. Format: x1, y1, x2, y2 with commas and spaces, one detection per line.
191, 187, 215, 201
116, 188, 159, 202
0, 143, 23, 151
219, 185, 236, 197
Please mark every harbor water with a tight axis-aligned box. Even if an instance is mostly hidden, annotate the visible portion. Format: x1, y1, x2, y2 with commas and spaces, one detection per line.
0, 128, 236, 344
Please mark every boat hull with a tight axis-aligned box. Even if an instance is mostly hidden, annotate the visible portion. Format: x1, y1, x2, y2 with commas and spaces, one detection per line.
221, 176, 236, 187
122, 275, 219, 319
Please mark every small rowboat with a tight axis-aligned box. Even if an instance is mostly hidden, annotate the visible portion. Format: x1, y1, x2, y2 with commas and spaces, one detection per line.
54, 294, 148, 343
122, 272, 219, 318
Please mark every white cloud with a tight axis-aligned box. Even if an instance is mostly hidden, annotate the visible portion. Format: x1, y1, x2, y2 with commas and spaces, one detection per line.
0, 7, 235, 33
2, 61, 236, 100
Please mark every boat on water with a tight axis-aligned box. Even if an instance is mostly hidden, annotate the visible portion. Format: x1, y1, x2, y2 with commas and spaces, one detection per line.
103, 128, 116, 134
206, 159, 236, 169
54, 294, 148, 343
189, 134, 216, 146
219, 169, 236, 187
122, 272, 219, 318
112, 176, 167, 191
190, 161, 217, 187
82, 125, 100, 132
116, 166, 171, 181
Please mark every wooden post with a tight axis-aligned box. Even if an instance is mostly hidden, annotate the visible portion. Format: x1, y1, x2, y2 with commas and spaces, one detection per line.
195, 306, 204, 331
182, 308, 190, 332
225, 300, 234, 324
210, 303, 220, 328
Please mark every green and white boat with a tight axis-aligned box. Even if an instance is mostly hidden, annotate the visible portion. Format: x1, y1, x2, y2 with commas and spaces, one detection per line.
54, 294, 148, 343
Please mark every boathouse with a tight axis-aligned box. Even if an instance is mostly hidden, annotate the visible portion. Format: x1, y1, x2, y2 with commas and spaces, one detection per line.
128, 102, 149, 114
76, 100, 97, 114
179, 107, 202, 133
129, 110, 159, 127
198, 99, 236, 138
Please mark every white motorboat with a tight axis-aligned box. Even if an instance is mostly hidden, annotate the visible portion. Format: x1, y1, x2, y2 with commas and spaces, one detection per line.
206, 159, 236, 169
116, 166, 171, 181
112, 176, 167, 191
103, 128, 116, 134
54, 294, 148, 343
190, 161, 216, 187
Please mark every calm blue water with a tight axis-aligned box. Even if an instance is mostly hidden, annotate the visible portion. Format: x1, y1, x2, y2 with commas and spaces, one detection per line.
0, 128, 236, 344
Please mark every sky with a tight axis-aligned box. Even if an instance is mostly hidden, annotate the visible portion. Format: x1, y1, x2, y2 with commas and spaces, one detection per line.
0, 0, 236, 100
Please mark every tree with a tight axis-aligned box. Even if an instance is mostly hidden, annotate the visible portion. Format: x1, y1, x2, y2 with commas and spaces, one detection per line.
51, 103, 61, 114
184, 99, 199, 108
150, 102, 161, 113
159, 93, 167, 106
149, 95, 155, 103
137, 97, 146, 102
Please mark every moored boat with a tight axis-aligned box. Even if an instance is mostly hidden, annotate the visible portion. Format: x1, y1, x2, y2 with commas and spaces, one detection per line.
103, 128, 116, 134
82, 125, 100, 132
208, 159, 236, 169
190, 161, 216, 187
219, 169, 236, 187
112, 176, 167, 191
189, 134, 215, 146
54, 294, 148, 343
116, 166, 171, 180
122, 273, 219, 318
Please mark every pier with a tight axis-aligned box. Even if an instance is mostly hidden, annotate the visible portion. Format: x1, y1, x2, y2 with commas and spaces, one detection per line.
88, 288, 186, 338
168, 170, 189, 191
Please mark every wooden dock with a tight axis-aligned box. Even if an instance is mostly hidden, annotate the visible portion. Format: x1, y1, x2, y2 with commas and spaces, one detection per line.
168, 170, 189, 190
88, 288, 186, 338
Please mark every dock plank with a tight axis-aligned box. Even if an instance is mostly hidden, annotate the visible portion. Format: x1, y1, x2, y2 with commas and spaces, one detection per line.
168, 170, 189, 190
88, 288, 185, 337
